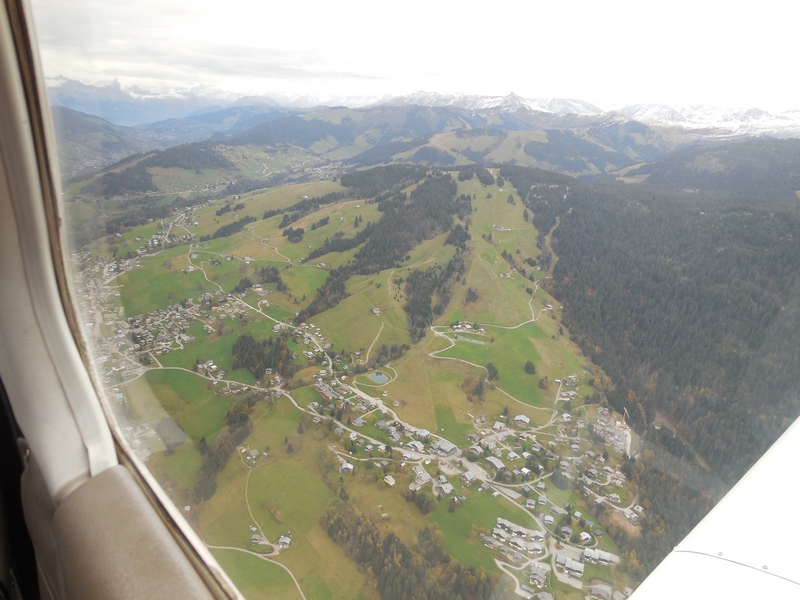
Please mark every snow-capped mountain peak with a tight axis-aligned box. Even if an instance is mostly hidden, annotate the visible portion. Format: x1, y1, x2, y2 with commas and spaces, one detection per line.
380, 91, 536, 112
376, 91, 606, 116
44, 77, 800, 137
527, 98, 603, 115
376, 91, 539, 112
617, 103, 800, 138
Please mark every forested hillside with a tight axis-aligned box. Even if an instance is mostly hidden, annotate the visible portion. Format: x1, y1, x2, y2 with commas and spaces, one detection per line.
515, 174, 800, 482
297, 171, 465, 323
501, 165, 800, 576
78, 141, 234, 197
226, 115, 356, 147
624, 137, 800, 201
344, 136, 431, 166
523, 129, 630, 173
51, 106, 146, 178
323, 503, 498, 600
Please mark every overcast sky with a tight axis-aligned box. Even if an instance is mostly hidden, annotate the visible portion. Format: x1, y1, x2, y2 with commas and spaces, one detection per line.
28, 0, 800, 112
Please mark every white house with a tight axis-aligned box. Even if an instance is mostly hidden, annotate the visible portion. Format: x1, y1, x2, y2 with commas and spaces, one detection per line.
277, 535, 292, 549
405, 440, 424, 453
433, 440, 457, 456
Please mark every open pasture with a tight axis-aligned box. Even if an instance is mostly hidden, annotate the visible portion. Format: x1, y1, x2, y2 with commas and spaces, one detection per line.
429, 488, 538, 570
117, 246, 209, 315
441, 248, 536, 326
127, 369, 230, 441
436, 321, 550, 407
245, 198, 382, 264
433, 406, 474, 448
210, 550, 304, 600
307, 293, 387, 354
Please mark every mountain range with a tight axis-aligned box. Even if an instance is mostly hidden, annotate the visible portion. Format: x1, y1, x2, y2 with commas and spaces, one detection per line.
373, 91, 604, 115
50, 105, 289, 177
47, 77, 800, 185
53, 102, 681, 180
48, 77, 800, 137
617, 104, 800, 138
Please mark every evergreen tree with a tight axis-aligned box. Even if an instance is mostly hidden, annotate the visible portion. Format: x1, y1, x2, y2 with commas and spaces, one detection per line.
486, 362, 499, 381
524, 360, 536, 374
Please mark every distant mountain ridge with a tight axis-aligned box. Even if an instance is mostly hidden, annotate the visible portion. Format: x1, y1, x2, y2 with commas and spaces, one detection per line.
622, 137, 800, 202
51, 106, 146, 178
49, 101, 689, 182
47, 77, 800, 185
50, 105, 296, 178
137, 106, 298, 146
47, 77, 800, 140
48, 77, 227, 126
617, 103, 800, 138
377, 91, 603, 116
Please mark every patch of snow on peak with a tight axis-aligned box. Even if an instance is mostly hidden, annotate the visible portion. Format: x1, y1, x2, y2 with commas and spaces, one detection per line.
527, 98, 604, 115
618, 103, 800, 138
376, 92, 538, 113
268, 91, 386, 108
377, 92, 607, 116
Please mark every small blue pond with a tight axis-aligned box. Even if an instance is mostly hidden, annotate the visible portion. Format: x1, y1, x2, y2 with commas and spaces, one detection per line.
367, 372, 389, 384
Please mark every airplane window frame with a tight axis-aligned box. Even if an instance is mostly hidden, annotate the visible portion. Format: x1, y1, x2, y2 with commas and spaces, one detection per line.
0, 0, 244, 597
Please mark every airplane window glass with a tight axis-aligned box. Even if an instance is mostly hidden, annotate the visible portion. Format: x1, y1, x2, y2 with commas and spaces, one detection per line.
27, 0, 800, 597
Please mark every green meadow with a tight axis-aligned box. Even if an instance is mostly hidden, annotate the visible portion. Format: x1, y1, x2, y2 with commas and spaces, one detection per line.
123, 368, 233, 495
429, 488, 538, 570
117, 246, 209, 315
433, 406, 475, 448
201, 398, 375, 600
210, 550, 304, 600
437, 322, 548, 406
129, 369, 230, 441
